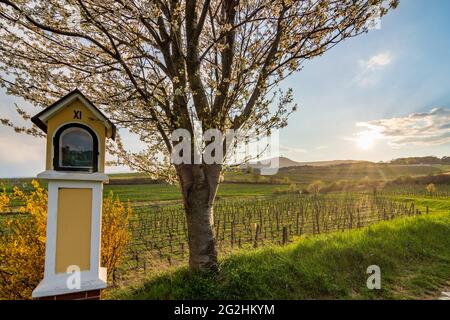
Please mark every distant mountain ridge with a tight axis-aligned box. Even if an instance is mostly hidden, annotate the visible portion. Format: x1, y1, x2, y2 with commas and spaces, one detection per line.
390, 156, 450, 165
249, 157, 372, 169
248, 155, 450, 169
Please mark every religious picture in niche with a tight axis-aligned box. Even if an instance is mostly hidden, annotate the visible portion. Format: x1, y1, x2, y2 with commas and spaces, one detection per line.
59, 127, 94, 170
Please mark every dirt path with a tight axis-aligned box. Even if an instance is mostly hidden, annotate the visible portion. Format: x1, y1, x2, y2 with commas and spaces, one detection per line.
436, 282, 450, 300
439, 292, 450, 300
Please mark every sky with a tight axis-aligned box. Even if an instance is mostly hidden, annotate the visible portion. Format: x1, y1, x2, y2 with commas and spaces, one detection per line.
279, 0, 450, 162
0, 0, 449, 177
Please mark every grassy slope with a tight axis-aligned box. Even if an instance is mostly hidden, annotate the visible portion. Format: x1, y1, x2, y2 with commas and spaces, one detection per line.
110, 211, 450, 300
393, 197, 450, 213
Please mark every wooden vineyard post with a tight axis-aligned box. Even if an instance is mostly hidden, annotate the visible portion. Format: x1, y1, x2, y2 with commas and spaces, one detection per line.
254, 224, 260, 248
282, 226, 288, 245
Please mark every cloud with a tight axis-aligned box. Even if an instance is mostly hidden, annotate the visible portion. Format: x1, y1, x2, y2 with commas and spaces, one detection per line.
315, 145, 329, 150
364, 52, 393, 71
355, 52, 393, 86
0, 133, 44, 165
355, 108, 450, 147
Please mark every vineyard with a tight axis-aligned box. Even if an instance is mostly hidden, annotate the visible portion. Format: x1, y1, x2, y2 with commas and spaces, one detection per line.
0, 177, 444, 287
382, 184, 450, 198
117, 193, 423, 282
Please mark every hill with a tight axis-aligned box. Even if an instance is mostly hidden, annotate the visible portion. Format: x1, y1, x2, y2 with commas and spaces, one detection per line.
1, 156, 448, 187
247, 156, 371, 168
390, 156, 450, 165
247, 156, 450, 169
229, 161, 446, 185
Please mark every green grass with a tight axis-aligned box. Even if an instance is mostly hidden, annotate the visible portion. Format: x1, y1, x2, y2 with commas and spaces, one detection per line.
390, 196, 450, 214
110, 211, 450, 300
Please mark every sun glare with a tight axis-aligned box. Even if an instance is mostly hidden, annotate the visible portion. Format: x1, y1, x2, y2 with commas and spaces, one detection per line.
356, 130, 379, 150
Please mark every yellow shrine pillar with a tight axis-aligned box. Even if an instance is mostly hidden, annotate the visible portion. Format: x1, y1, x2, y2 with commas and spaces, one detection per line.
30, 90, 116, 300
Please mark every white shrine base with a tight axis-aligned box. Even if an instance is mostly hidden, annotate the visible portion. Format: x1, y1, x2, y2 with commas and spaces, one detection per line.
32, 170, 108, 298
32, 267, 107, 298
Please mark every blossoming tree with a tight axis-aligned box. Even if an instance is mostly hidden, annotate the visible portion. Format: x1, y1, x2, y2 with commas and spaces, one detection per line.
0, 0, 398, 270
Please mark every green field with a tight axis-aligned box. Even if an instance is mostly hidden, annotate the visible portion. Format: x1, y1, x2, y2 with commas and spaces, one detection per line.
0, 180, 290, 210
104, 183, 289, 204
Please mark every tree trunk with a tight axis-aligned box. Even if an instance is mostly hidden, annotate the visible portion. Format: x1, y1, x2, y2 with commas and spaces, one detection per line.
176, 164, 221, 271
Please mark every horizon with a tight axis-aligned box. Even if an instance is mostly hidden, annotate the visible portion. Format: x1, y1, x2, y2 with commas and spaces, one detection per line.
0, 155, 447, 179
1, 0, 449, 177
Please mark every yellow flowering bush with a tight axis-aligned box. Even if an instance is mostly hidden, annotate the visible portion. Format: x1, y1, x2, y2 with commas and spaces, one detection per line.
0, 187, 10, 212
0, 188, 11, 213
0, 181, 131, 300
101, 192, 132, 283
0, 180, 47, 300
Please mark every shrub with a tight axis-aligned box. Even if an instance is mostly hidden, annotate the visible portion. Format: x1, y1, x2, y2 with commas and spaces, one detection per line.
307, 180, 325, 194
273, 183, 301, 195
0, 181, 131, 300
0, 180, 47, 300
101, 192, 132, 283
0, 187, 10, 212
426, 183, 437, 195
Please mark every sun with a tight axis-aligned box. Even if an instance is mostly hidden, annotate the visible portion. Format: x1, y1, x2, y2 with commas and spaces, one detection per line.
356, 130, 379, 150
